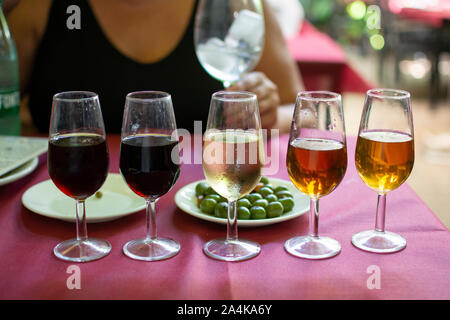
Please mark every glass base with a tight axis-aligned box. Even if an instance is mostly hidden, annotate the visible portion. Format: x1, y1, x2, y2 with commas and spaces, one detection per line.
123, 237, 180, 261
352, 230, 406, 253
284, 235, 341, 259
54, 238, 111, 262
203, 238, 260, 262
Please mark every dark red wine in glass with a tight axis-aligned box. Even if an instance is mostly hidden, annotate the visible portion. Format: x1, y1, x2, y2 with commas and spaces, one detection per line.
48, 133, 109, 200
49, 91, 111, 263
120, 134, 180, 199
120, 91, 181, 261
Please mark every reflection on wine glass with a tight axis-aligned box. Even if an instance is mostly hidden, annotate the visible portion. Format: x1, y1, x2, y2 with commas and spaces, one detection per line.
48, 91, 111, 262
203, 91, 264, 261
194, 0, 265, 87
352, 89, 414, 253
120, 91, 181, 261
285, 91, 347, 260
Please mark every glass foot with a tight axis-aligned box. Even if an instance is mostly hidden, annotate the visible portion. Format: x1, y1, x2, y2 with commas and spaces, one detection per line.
352, 230, 406, 253
54, 238, 111, 262
203, 238, 260, 262
284, 235, 341, 259
123, 237, 180, 261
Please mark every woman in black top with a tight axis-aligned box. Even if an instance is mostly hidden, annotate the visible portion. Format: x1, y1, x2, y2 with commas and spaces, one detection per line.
6, 0, 303, 133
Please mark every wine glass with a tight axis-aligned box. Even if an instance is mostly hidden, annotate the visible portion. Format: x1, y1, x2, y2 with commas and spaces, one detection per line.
352, 89, 414, 253
48, 91, 111, 262
194, 0, 265, 87
202, 91, 264, 261
285, 91, 347, 259
120, 91, 181, 261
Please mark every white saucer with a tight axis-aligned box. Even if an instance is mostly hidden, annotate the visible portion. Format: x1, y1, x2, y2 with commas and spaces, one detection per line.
22, 173, 146, 223
175, 178, 309, 227
0, 157, 39, 186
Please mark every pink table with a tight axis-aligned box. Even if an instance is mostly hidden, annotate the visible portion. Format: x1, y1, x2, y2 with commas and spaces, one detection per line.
286, 21, 374, 94
0, 135, 449, 300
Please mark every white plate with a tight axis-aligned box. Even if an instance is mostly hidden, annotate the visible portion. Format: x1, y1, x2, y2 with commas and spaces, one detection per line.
22, 173, 146, 223
175, 178, 309, 227
0, 157, 39, 186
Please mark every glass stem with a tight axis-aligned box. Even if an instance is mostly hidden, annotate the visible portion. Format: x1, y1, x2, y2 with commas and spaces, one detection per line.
375, 193, 386, 232
226, 200, 238, 242
308, 198, 319, 238
146, 199, 158, 240
75, 199, 88, 241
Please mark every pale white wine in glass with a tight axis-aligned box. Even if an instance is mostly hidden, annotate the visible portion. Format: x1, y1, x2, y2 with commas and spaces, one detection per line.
202, 92, 264, 261
203, 130, 263, 201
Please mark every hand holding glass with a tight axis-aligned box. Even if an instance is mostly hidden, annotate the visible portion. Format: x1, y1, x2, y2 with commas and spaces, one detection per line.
194, 0, 265, 87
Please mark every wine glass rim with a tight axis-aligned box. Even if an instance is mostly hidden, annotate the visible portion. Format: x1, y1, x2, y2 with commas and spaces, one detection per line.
126, 91, 172, 102
297, 91, 341, 102
367, 88, 410, 99
212, 91, 257, 102
53, 91, 98, 102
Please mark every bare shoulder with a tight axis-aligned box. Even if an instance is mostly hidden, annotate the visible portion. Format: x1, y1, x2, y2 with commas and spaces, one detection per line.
7, 0, 52, 40
7, 0, 53, 93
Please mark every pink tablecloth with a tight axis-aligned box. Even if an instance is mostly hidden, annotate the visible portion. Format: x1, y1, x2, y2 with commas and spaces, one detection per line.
286, 22, 374, 94
0, 135, 449, 300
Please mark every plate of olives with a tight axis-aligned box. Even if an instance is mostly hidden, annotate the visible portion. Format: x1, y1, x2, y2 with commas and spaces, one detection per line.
174, 177, 309, 227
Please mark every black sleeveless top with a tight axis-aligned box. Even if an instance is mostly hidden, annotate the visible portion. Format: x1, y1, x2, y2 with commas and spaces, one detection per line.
28, 0, 222, 133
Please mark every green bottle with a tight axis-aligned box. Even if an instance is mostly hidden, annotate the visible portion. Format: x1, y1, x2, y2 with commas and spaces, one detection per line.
0, 0, 21, 136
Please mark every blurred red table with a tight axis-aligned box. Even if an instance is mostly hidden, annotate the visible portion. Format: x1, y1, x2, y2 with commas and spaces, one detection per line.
0, 134, 449, 299
286, 21, 374, 93
389, 0, 450, 27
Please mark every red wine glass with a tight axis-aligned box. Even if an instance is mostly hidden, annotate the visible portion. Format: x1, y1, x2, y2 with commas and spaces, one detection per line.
48, 91, 111, 262
120, 91, 181, 261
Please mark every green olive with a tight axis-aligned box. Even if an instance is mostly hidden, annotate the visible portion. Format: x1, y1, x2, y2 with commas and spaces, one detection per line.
205, 194, 221, 202
214, 202, 228, 218
279, 197, 295, 213
237, 198, 252, 208
266, 201, 284, 218
264, 194, 278, 202
274, 185, 289, 193
275, 190, 294, 199
250, 206, 267, 219
246, 193, 263, 204
237, 207, 251, 220
195, 182, 210, 196
205, 186, 218, 196
264, 184, 274, 190
260, 176, 269, 185
253, 199, 269, 208
253, 182, 264, 193
258, 187, 274, 197
200, 198, 217, 214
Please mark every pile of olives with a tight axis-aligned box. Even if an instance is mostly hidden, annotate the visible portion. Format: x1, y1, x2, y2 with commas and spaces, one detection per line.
195, 177, 295, 220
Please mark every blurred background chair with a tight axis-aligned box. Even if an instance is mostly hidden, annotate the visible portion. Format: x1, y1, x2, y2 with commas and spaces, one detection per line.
379, 0, 450, 108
